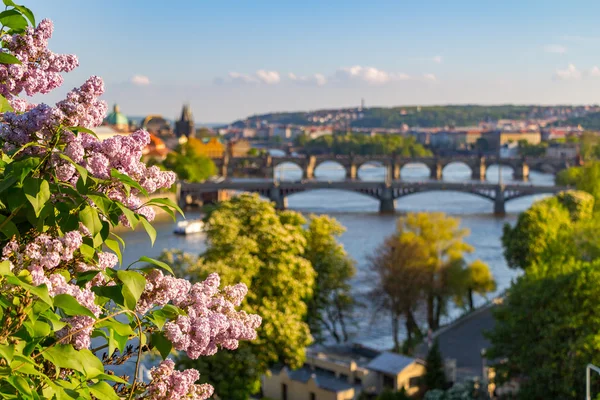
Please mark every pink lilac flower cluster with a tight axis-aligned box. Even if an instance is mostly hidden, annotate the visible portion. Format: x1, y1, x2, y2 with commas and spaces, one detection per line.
137, 271, 261, 359
145, 359, 214, 400
0, 19, 78, 108
1, 232, 118, 349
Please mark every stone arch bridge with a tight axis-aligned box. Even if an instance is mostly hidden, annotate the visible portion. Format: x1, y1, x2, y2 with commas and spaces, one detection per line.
178, 180, 570, 215
213, 154, 575, 181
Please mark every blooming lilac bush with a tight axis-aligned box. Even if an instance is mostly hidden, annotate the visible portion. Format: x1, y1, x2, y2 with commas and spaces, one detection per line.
0, 2, 260, 399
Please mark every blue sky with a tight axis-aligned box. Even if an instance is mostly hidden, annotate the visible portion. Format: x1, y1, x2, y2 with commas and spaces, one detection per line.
26, 0, 600, 122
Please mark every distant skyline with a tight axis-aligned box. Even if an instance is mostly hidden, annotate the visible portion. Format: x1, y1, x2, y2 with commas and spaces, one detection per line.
26, 0, 600, 123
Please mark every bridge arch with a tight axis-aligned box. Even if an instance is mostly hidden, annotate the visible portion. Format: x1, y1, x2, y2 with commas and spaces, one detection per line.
485, 164, 515, 182
394, 190, 496, 213
313, 160, 347, 181
357, 161, 387, 181
274, 161, 303, 181
399, 162, 430, 181
442, 161, 472, 181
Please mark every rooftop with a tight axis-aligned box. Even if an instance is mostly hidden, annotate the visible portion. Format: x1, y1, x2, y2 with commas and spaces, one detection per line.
366, 352, 418, 375
284, 367, 356, 393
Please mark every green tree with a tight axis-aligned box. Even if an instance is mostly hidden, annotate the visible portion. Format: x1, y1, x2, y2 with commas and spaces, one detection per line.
424, 340, 447, 391
556, 161, 600, 209
501, 191, 595, 273
369, 234, 429, 352
175, 194, 315, 399
453, 260, 496, 311
163, 142, 217, 182
424, 379, 489, 400
304, 215, 356, 344
486, 260, 600, 400
376, 388, 411, 400
396, 213, 477, 330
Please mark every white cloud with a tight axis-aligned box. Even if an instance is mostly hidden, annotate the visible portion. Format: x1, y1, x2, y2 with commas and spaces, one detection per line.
288, 72, 327, 86
423, 73, 437, 81
131, 75, 150, 86
543, 44, 567, 54
554, 64, 582, 80
335, 66, 411, 85
228, 72, 258, 84
589, 66, 600, 77
432, 55, 443, 63
255, 70, 281, 84
224, 70, 280, 85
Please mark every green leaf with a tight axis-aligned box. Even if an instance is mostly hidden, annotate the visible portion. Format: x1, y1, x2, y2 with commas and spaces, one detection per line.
89, 382, 120, 400
70, 126, 98, 138
92, 284, 124, 307
5, 276, 52, 306
104, 239, 122, 265
78, 348, 104, 378
116, 203, 139, 229
0, 215, 18, 239
53, 294, 96, 318
111, 169, 148, 196
116, 270, 146, 310
7, 156, 40, 184
58, 154, 88, 184
146, 197, 184, 217
42, 345, 85, 375
7, 375, 32, 397
0, 52, 21, 65
79, 243, 95, 260
0, 93, 14, 112
151, 331, 173, 360
0, 343, 14, 362
0, 10, 27, 32
13, 5, 34, 26
94, 373, 128, 384
79, 206, 103, 235
23, 178, 50, 217
139, 216, 156, 245
138, 256, 174, 275
1, 0, 15, 7
42, 345, 103, 379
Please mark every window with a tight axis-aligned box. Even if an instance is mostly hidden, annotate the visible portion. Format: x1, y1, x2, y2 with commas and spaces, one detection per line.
310, 392, 316, 400
354, 377, 362, 385
409, 376, 421, 388
340, 373, 349, 381
383, 374, 395, 390
282, 384, 288, 400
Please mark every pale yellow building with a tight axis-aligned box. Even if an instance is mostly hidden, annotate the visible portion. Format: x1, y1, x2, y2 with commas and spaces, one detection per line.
262, 347, 425, 400
187, 137, 225, 158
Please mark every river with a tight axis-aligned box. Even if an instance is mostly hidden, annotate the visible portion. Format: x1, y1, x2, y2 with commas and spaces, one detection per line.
117, 161, 553, 351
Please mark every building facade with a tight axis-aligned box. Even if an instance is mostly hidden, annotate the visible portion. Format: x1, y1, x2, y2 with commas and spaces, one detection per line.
187, 137, 225, 158
262, 346, 425, 400
175, 104, 195, 138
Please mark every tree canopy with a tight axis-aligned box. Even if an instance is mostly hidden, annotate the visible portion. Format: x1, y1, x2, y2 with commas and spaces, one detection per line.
296, 132, 432, 156
502, 190, 596, 274
304, 215, 356, 344
556, 161, 600, 209
172, 194, 356, 399
487, 260, 600, 400
162, 142, 217, 182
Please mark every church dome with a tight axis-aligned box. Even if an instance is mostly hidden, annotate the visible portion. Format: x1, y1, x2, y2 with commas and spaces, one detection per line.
105, 104, 129, 127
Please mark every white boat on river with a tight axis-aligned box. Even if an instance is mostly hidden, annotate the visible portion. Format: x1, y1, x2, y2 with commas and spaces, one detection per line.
174, 219, 204, 235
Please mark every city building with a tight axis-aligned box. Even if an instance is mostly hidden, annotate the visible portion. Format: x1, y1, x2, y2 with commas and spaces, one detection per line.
175, 104, 195, 138
142, 134, 169, 160
142, 115, 172, 136
545, 143, 578, 159
304, 126, 334, 139
95, 125, 126, 141
262, 345, 425, 400
104, 104, 129, 132
227, 139, 252, 157
187, 137, 225, 158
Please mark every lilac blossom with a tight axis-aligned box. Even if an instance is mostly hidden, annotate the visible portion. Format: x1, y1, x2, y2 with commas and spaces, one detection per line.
146, 359, 214, 400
